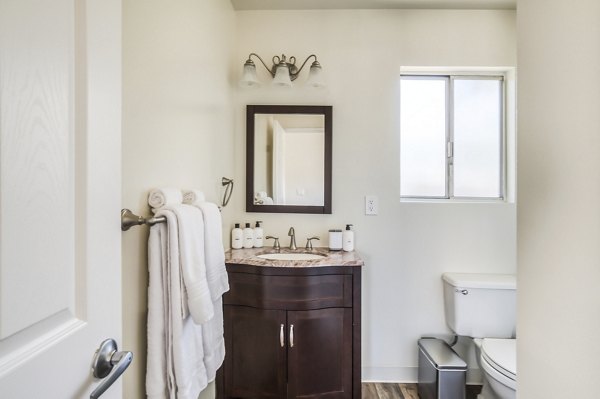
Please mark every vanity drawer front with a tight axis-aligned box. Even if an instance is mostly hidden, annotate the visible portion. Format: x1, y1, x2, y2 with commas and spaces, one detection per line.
225, 273, 352, 310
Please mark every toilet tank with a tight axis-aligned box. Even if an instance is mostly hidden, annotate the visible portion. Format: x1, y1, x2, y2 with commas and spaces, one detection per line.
442, 273, 516, 339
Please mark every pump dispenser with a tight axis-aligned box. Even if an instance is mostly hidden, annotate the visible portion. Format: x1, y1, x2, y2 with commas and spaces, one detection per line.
231, 223, 243, 249
342, 224, 354, 252
243, 223, 254, 249
254, 221, 264, 248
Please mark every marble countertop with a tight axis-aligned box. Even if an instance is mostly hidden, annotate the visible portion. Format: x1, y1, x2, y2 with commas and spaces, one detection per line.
225, 247, 364, 267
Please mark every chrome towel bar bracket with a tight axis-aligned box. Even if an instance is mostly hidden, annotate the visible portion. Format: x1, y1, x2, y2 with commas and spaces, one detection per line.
121, 209, 166, 231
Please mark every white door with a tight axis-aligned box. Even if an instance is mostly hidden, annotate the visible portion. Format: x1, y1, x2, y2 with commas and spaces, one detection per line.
0, 0, 123, 398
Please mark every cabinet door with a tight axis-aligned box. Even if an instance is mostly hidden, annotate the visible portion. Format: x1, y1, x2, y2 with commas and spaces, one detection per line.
287, 308, 353, 399
224, 306, 287, 398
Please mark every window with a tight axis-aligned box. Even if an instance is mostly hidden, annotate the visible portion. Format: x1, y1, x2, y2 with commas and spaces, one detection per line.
400, 74, 505, 200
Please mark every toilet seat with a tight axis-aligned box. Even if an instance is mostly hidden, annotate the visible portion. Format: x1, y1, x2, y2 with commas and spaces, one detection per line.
481, 338, 516, 390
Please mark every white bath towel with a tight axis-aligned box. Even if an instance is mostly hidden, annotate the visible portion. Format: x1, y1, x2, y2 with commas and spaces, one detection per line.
169, 205, 215, 324
147, 209, 209, 399
146, 204, 228, 399
148, 188, 183, 211
165, 209, 208, 399
182, 189, 205, 206
182, 201, 228, 381
146, 224, 168, 399
192, 202, 229, 301
201, 297, 225, 382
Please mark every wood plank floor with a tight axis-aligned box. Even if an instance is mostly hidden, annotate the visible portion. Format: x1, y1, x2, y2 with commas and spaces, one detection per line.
362, 383, 482, 399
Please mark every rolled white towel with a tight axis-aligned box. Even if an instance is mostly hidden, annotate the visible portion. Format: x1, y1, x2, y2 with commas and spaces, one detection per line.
148, 188, 183, 211
263, 197, 274, 205
182, 189, 206, 206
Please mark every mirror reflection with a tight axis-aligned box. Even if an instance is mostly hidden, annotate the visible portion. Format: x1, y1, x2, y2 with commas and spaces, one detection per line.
253, 113, 325, 207
246, 105, 332, 214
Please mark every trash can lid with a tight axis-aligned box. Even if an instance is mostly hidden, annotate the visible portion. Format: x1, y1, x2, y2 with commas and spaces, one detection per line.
418, 338, 467, 370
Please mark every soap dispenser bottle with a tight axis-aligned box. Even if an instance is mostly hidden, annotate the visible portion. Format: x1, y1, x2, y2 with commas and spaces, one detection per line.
243, 223, 254, 249
342, 224, 354, 252
231, 223, 243, 249
254, 221, 264, 248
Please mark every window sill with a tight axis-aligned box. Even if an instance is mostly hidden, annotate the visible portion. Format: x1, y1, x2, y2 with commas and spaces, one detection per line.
400, 197, 511, 204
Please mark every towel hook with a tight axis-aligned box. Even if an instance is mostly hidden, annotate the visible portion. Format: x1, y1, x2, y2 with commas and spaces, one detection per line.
221, 177, 234, 208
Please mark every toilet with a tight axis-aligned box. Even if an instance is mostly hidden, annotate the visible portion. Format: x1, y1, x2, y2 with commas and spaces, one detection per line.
442, 273, 516, 399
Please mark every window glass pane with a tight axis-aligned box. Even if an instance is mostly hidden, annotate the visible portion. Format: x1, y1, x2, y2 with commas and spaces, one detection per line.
400, 77, 447, 197
453, 79, 502, 198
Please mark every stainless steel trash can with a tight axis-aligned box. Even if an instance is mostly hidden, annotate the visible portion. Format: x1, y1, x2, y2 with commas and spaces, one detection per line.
418, 338, 467, 399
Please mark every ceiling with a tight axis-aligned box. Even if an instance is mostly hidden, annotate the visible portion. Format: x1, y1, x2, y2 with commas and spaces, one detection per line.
230, 0, 516, 11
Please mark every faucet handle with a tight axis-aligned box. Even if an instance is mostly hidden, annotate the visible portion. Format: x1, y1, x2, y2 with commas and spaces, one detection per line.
305, 236, 320, 250
266, 236, 280, 250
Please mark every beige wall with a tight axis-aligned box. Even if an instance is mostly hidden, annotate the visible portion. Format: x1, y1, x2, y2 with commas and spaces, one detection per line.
121, 6, 518, 395
118, 3, 600, 394
517, 0, 600, 396
122, 0, 235, 397
233, 9, 516, 381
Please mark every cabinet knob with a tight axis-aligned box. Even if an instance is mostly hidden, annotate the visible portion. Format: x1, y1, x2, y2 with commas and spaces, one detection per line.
280, 324, 285, 347
290, 324, 294, 348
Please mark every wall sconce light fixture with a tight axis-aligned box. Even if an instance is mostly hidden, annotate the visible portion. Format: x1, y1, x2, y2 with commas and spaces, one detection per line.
239, 53, 324, 89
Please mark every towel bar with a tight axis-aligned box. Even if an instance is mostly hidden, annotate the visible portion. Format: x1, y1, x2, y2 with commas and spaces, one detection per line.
121, 209, 166, 231
121, 205, 223, 231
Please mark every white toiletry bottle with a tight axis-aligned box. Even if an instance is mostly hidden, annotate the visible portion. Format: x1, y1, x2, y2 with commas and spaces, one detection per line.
243, 223, 254, 249
343, 224, 354, 252
254, 221, 264, 248
231, 223, 243, 249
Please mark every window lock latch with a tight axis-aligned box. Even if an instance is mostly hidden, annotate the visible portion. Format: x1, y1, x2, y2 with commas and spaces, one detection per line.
447, 142, 454, 158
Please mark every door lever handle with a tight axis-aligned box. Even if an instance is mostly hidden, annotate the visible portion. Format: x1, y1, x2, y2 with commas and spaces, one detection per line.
90, 339, 133, 399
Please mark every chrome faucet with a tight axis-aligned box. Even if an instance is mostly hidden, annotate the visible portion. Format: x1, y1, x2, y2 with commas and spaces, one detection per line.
288, 227, 297, 250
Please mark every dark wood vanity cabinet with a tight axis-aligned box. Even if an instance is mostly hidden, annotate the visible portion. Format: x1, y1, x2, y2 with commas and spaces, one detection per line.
217, 264, 361, 399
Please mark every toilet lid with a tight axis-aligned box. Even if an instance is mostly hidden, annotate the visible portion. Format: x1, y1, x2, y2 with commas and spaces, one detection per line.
481, 338, 516, 379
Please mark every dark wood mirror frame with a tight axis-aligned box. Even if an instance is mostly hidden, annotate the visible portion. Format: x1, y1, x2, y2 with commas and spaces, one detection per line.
246, 104, 332, 214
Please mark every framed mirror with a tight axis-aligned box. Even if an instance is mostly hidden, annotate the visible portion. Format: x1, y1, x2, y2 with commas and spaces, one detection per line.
246, 105, 332, 214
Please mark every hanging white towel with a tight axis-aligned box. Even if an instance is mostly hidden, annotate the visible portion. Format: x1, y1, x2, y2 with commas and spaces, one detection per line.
146, 224, 168, 399
187, 201, 228, 380
146, 205, 228, 399
165, 209, 208, 399
201, 297, 225, 382
169, 205, 215, 324
192, 201, 229, 301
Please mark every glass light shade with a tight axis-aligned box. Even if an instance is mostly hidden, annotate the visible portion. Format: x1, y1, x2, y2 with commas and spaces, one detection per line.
239, 63, 260, 88
272, 64, 293, 88
305, 63, 325, 88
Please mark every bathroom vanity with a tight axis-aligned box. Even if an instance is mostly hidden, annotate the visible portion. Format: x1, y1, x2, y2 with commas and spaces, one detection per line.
216, 248, 363, 399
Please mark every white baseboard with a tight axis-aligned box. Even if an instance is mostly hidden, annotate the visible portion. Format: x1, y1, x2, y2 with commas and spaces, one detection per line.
362, 367, 418, 383
361, 366, 483, 385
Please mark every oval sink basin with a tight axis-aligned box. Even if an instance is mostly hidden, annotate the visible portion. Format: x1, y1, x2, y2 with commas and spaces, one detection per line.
257, 253, 327, 261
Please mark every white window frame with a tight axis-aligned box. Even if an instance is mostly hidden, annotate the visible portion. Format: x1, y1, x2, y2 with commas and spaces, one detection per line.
400, 70, 509, 202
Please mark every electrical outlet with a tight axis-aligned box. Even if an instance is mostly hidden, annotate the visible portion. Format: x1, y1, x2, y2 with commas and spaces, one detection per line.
365, 195, 378, 215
